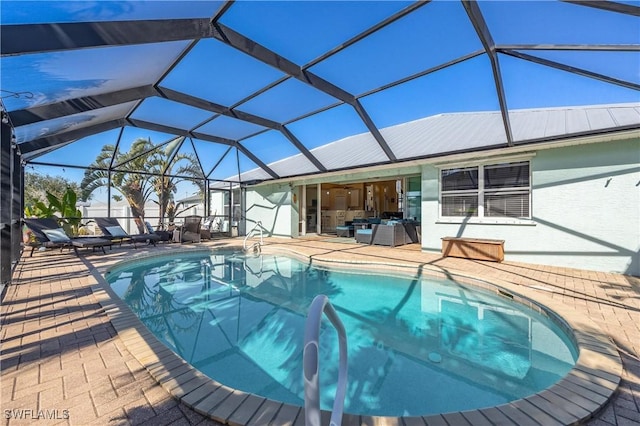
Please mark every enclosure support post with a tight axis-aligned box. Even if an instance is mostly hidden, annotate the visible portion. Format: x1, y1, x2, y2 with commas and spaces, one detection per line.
1, 111, 18, 294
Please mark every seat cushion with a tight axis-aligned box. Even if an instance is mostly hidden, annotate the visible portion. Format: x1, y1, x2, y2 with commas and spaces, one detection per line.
356, 229, 372, 235
105, 225, 127, 237
72, 237, 111, 248
42, 228, 71, 243
336, 226, 353, 237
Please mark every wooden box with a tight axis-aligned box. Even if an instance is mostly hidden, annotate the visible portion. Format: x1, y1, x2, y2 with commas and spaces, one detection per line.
441, 237, 504, 262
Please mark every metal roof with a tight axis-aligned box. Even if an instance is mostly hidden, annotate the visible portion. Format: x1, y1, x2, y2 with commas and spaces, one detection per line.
1, 1, 639, 185
232, 102, 640, 183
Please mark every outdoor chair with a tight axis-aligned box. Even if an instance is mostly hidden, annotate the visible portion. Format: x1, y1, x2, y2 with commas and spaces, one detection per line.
200, 217, 214, 240
355, 228, 372, 244
23, 218, 111, 256
95, 217, 160, 248
336, 221, 354, 237
143, 220, 172, 243
174, 215, 202, 243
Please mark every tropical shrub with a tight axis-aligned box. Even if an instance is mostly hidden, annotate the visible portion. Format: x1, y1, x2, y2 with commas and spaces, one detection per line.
24, 188, 91, 236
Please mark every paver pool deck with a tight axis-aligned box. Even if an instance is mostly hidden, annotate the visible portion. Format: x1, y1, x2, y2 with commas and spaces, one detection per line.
1, 237, 639, 425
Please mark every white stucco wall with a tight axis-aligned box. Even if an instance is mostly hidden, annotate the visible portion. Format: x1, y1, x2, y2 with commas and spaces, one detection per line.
247, 166, 423, 238
421, 138, 640, 276
245, 183, 295, 238
243, 138, 638, 275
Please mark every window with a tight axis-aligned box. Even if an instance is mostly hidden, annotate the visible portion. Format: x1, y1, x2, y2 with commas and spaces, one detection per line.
441, 167, 479, 216
441, 161, 530, 219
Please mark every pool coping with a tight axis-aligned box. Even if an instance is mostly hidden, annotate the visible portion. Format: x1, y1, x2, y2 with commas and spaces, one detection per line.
91, 245, 623, 426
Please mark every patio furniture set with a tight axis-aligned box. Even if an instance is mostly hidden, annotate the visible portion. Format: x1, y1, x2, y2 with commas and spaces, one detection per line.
337, 218, 421, 248
22, 214, 219, 257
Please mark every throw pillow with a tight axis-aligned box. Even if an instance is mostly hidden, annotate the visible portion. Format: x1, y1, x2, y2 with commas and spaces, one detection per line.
42, 228, 71, 243
144, 222, 155, 234
105, 225, 128, 237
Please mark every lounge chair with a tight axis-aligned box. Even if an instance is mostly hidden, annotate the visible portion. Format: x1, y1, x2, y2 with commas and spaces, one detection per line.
174, 215, 202, 243
144, 220, 172, 243
23, 218, 111, 256
95, 217, 160, 248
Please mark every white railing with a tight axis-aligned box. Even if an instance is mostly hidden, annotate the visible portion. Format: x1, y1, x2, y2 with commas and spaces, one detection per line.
303, 295, 348, 426
243, 221, 263, 254
243, 253, 263, 278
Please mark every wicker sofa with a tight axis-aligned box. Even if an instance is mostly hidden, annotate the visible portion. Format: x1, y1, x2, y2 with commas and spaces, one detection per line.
355, 220, 420, 247
355, 221, 404, 247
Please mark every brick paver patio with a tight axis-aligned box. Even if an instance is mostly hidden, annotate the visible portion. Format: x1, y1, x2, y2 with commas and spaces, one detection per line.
1, 237, 638, 425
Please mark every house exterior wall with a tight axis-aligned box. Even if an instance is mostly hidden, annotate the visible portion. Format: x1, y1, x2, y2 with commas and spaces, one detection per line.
244, 137, 638, 275
421, 138, 640, 276
246, 166, 423, 238
245, 183, 294, 238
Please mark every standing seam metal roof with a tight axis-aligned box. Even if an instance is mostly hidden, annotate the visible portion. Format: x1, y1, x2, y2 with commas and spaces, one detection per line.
236, 103, 640, 183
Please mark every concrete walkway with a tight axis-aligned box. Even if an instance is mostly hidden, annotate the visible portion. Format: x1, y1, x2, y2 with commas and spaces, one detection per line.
1, 238, 638, 425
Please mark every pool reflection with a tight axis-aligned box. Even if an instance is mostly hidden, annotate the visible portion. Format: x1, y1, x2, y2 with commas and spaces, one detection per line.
107, 250, 577, 416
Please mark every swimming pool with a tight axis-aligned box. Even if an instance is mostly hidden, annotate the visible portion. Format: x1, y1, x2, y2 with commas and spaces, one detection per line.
106, 249, 578, 417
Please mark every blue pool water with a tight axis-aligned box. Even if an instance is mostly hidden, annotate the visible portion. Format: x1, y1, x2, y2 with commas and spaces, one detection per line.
106, 250, 578, 416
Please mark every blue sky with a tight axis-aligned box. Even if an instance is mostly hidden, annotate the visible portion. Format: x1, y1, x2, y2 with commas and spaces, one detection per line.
2, 0, 639, 202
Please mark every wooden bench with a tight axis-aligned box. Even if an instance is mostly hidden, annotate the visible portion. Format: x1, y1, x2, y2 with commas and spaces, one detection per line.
441, 237, 504, 262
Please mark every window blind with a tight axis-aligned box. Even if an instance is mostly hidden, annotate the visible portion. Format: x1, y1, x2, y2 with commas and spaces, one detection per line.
441, 195, 478, 217
485, 192, 529, 218
441, 160, 531, 219
484, 162, 529, 189
442, 168, 478, 191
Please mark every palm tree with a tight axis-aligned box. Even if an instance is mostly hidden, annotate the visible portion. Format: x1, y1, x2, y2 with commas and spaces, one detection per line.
81, 137, 204, 233
146, 138, 205, 227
